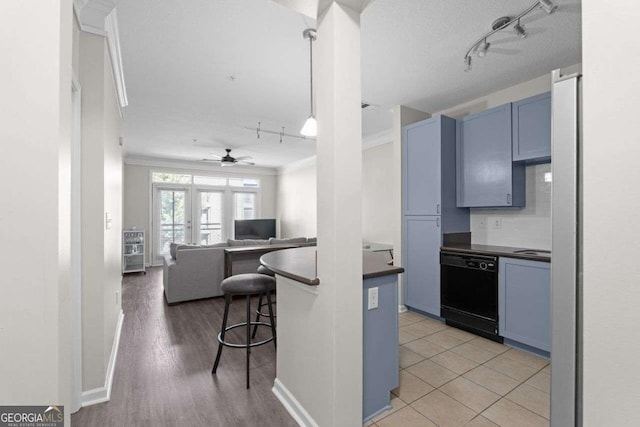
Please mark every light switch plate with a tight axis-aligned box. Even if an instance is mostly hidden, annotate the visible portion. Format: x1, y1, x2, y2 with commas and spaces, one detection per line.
368, 287, 379, 310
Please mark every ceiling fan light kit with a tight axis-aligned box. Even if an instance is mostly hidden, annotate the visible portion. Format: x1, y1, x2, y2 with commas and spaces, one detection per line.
202, 148, 255, 167
463, 0, 557, 71
300, 28, 317, 137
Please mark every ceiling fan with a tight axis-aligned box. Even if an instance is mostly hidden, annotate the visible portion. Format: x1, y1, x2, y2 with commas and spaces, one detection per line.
202, 148, 255, 167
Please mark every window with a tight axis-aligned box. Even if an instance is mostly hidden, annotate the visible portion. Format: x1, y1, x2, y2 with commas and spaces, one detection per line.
152, 172, 191, 184
151, 170, 261, 263
234, 192, 256, 220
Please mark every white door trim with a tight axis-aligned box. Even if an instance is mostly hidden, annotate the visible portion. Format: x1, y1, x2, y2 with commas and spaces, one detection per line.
71, 75, 83, 413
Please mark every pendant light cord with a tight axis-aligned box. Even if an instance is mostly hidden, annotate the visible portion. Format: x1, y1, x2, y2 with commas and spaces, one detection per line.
309, 33, 314, 117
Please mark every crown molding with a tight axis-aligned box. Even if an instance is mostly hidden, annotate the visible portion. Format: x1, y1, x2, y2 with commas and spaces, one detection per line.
362, 129, 393, 151
74, 0, 128, 112
124, 155, 279, 176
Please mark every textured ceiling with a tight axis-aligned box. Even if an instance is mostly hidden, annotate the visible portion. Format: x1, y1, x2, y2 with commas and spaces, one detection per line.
117, 0, 581, 168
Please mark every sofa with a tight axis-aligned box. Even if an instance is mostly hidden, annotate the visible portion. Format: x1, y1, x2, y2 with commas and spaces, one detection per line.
162, 237, 316, 304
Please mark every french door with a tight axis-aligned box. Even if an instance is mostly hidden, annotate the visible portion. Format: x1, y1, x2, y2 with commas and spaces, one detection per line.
153, 185, 192, 263
152, 185, 238, 263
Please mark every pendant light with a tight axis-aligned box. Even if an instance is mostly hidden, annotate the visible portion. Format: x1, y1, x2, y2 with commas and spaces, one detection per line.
300, 28, 317, 137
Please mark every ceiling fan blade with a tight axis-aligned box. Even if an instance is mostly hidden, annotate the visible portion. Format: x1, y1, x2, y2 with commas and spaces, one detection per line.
234, 155, 252, 161
237, 160, 255, 166
207, 154, 223, 160
201, 158, 222, 162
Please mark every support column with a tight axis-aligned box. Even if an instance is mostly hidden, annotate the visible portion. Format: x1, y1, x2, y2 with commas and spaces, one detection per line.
315, 2, 363, 425
271, 2, 366, 426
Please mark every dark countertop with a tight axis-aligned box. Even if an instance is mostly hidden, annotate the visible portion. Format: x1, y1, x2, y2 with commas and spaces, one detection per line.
441, 243, 551, 262
260, 246, 404, 286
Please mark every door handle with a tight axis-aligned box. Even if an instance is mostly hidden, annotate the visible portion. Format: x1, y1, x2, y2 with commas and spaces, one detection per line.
437, 204, 440, 214
436, 217, 440, 228
507, 194, 512, 205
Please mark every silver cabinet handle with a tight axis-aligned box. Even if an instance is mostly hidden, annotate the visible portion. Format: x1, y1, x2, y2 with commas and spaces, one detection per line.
436, 217, 440, 228
437, 204, 440, 214
507, 194, 512, 205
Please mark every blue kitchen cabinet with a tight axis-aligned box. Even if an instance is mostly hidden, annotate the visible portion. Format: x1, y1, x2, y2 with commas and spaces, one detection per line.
403, 216, 441, 316
403, 118, 442, 216
499, 257, 551, 353
363, 274, 398, 421
512, 92, 551, 163
402, 116, 469, 317
456, 104, 525, 208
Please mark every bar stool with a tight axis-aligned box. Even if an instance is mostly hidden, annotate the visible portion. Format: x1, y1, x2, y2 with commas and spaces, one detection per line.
253, 265, 276, 339
211, 273, 276, 389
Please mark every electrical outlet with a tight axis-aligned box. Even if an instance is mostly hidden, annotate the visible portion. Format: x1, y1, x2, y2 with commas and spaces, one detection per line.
478, 218, 487, 229
368, 287, 379, 310
490, 218, 502, 229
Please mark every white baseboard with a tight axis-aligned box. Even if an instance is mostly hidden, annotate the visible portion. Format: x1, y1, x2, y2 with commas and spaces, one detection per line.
398, 305, 408, 313
81, 310, 124, 407
272, 378, 319, 427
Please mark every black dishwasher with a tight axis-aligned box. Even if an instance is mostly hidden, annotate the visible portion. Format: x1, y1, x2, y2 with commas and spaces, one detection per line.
440, 251, 502, 342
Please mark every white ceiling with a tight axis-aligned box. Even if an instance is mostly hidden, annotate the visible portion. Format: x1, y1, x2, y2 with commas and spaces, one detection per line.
117, 0, 581, 168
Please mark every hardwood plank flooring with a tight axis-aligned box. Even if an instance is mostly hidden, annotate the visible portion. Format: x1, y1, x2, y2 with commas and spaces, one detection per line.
72, 267, 296, 427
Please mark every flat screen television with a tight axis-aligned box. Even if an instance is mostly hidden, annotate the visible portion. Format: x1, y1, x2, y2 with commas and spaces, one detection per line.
234, 219, 276, 240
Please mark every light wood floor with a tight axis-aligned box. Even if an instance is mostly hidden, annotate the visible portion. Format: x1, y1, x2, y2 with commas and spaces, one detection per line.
71, 267, 296, 427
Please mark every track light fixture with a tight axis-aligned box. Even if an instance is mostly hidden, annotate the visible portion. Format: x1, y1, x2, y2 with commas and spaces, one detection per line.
463, 0, 557, 71
514, 20, 527, 38
478, 39, 490, 57
538, 0, 558, 14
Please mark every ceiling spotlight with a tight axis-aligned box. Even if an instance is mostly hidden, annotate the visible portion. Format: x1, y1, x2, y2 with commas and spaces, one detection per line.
477, 39, 490, 57
464, 56, 472, 72
514, 20, 527, 38
538, 0, 557, 14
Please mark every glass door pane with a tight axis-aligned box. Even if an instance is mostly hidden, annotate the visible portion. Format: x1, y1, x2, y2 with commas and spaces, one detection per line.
196, 191, 224, 245
154, 187, 191, 261
234, 192, 256, 220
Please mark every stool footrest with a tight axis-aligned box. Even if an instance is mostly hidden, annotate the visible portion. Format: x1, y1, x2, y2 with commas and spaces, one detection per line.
217, 322, 274, 348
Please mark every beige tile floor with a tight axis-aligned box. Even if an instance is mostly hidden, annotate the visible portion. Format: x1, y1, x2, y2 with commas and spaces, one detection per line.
365, 311, 551, 427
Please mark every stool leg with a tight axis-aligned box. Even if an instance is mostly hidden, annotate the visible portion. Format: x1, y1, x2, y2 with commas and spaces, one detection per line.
266, 292, 277, 349
251, 294, 263, 339
246, 295, 251, 389
212, 294, 231, 374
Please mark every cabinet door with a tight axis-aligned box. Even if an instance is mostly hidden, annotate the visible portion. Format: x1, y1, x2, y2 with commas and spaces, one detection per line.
403, 118, 441, 215
499, 258, 551, 352
512, 92, 551, 162
403, 216, 441, 316
456, 105, 515, 207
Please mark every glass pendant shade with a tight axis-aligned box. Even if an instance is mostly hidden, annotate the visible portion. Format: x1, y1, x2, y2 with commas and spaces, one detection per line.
300, 115, 317, 137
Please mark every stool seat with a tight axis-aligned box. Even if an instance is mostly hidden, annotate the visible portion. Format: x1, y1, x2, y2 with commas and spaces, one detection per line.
220, 273, 275, 295
257, 265, 275, 277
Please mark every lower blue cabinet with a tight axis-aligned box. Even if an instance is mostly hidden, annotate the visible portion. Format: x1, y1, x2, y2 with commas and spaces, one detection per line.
498, 257, 551, 352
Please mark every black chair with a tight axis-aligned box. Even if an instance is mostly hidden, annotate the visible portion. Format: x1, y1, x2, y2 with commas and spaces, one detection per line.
253, 265, 276, 338
211, 273, 276, 389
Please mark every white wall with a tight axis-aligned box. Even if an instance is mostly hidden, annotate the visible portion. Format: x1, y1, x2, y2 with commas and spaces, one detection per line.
362, 143, 394, 244
582, 1, 640, 424
0, 0, 73, 420
276, 159, 317, 238
78, 31, 123, 392
276, 142, 396, 243
436, 64, 581, 249
123, 160, 278, 265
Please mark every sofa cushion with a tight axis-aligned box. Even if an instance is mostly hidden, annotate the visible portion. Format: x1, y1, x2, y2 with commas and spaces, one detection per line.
227, 239, 269, 247
170, 243, 180, 259
174, 244, 201, 258
269, 237, 307, 245
202, 242, 228, 249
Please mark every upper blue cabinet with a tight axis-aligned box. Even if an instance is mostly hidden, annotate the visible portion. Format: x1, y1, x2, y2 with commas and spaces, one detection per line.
512, 92, 551, 163
456, 105, 526, 208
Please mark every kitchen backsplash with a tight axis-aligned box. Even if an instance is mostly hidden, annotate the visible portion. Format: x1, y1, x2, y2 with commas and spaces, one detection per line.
470, 163, 551, 250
